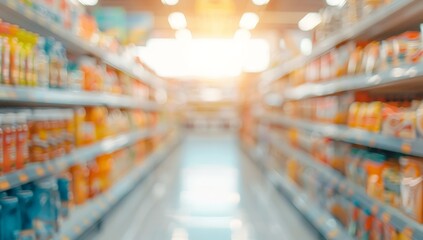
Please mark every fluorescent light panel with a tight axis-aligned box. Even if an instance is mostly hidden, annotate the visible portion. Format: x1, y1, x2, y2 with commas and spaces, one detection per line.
298, 12, 321, 31
168, 12, 187, 30
239, 12, 259, 30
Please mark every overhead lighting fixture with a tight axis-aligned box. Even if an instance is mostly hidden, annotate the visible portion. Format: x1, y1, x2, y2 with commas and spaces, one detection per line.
162, 0, 179, 5
298, 12, 321, 31
168, 12, 187, 30
326, 0, 346, 7
300, 38, 312, 55
234, 29, 251, 41
252, 0, 269, 6
239, 12, 259, 30
79, 0, 98, 6
175, 29, 192, 41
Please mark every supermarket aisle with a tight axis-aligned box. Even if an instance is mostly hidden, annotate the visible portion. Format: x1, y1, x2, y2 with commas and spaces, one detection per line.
92, 132, 320, 240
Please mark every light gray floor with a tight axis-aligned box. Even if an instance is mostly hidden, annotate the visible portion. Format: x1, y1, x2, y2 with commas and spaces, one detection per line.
90, 132, 321, 240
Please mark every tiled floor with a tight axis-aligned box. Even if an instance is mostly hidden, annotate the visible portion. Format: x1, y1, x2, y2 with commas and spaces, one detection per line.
91, 132, 321, 240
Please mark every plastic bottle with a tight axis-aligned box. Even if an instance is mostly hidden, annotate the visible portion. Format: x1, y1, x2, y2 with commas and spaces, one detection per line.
57, 175, 71, 219
0, 23, 11, 85
0, 196, 21, 240
16, 112, 29, 170
8, 25, 21, 86
35, 37, 49, 88
15, 190, 35, 235
30, 110, 49, 163
0, 115, 4, 175
33, 178, 60, 239
0, 22, 4, 85
3, 113, 16, 173
17, 29, 28, 86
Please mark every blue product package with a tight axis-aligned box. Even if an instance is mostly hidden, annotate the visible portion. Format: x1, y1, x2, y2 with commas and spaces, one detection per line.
0, 196, 21, 240
16, 190, 36, 240
57, 177, 71, 218
15, 190, 34, 230
33, 179, 57, 240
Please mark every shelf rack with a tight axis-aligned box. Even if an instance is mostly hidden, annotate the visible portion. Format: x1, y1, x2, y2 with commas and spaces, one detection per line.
0, 86, 161, 111
0, 124, 168, 192
261, 113, 423, 157
57, 131, 179, 240
281, 62, 423, 101
242, 142, 352, 240
0, 0, 164, 90
260, 0, 423, 88
268, 133, 423, 240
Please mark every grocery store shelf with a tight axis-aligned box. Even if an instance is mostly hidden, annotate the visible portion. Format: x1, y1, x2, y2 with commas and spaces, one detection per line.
0, 0, 164, 89
269, 171, 352, 240
260, 0, 423, 87
58, 132, 180, 240
0, 86, 161, 111
281, 62, 423, 101
242, 142, 352, 240
268, 134, 423, 240
261, 113, 423, 157
0, 124, 168, 192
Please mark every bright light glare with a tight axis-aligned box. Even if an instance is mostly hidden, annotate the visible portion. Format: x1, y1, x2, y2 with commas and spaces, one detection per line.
300, 38, 313, 55
79, 0, 98, 5
298, 12, 321, 31
234, 29, 251, 41
239, 12, 259, 30
138, 38, 269, 78
168, 12, 187, 30
162, 0, 179, 5
326, 0, 346, 6
252, 0, 270, 6
175, 29, 192, 41
200, 88, 222, 102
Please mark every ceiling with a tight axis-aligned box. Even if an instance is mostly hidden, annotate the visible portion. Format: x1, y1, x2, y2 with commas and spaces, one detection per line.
98, 0, 325, 37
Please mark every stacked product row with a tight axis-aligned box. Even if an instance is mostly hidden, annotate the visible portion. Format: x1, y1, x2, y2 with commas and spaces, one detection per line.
0, 133, 162, 240
271, 127, 421, 239
314, 0, 392, 43
280, 91, 423, 140
0, 107, 159, 175
282, 26, 423, 87
0, 20, 151, 98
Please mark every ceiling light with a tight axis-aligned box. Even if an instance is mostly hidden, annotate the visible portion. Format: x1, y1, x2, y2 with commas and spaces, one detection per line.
252, 0, 269, 6
239, 12, 259, 30
298, 12, 321, 31
168, 12, 187, 30
79, 0, 98, 6
234, 29, 251, 41
175, 29, 192, 41
162, 0, 179, 5
326, 0, 346, 6
300, 38, 312, 55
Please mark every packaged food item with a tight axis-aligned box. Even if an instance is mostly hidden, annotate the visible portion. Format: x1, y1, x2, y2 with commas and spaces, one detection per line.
382, 106, 416, 139
400, 156, 423, 223
358, 208, 373, 240
70, 164, 88, 205
364, 153, 387, 199
364, 101, 383, 133
88, 161, 101, 198
382, 162, 401, 208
